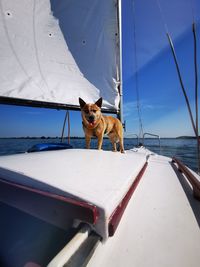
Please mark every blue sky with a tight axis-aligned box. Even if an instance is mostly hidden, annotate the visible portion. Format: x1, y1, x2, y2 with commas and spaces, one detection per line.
0, 0, 199, 138
123, 0, 200, 137
123, 25, 199, 137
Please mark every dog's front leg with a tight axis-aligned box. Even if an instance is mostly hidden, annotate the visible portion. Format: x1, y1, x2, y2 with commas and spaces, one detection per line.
97, 134, 104, 150
85, 135, 91, 149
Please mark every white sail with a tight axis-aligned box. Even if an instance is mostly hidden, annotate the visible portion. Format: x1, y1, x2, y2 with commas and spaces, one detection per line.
0, 0, 120, 111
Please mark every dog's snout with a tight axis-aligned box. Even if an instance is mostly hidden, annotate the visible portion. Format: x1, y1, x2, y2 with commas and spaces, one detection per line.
89, 115, 95, 121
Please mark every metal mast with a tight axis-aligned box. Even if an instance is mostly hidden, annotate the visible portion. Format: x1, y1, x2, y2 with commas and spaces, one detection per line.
117, 0, 124, 125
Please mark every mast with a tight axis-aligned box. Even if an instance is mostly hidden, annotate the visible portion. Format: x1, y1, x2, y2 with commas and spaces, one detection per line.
117, 0, 124, 124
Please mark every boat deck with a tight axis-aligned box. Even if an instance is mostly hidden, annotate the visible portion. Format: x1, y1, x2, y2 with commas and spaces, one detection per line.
87, 152, 200, 267
0, 147, 200, 266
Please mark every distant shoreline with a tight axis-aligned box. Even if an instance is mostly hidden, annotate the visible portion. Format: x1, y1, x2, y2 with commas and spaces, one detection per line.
176, 136, 198, 139
0, 136, 197, 139
0, 136, 84, 140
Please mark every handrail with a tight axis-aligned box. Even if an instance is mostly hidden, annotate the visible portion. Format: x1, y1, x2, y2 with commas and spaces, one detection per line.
47, 224, 91, 267
172, 157, 200, 201
132, 134, 139, 146
143, 132, 161, 149
125, 134, 139, 146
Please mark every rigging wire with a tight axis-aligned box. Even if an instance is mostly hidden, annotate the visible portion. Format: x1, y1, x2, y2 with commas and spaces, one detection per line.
193, 24, 198, 135
155, 0, 169, 34
155, 0, 200, 172
166, 33, 197, 136
192, 21, 199, 172
189, 0, 195, 23
132, 0, 144, 139
61, 110, 71, 144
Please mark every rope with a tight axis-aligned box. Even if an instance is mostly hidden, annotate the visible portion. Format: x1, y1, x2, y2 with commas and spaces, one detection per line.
132, 0, 144, 139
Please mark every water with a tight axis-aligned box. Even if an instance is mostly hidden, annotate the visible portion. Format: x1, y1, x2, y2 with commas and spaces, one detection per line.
0, 138, 198, 172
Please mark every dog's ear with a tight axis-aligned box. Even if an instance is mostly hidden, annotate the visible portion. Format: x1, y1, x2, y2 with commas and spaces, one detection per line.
95, 97, 102, 108
79, 98, 86, 109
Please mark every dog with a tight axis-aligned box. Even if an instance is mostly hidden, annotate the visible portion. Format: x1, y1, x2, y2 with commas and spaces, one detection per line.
79, 97, 124, 153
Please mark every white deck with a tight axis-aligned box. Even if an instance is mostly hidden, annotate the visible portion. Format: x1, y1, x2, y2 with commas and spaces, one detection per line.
0, 147, 200, 266
88, 152, 200, 267
0, 148, 147, 239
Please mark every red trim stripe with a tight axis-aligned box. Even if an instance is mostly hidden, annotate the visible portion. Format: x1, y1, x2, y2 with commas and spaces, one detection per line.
0, 178, 99, 224
108, 162, 148, 236
172, 157, 200, 200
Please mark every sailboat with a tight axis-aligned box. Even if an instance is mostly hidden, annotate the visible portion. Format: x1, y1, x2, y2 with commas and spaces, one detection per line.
0, 0, 200, 266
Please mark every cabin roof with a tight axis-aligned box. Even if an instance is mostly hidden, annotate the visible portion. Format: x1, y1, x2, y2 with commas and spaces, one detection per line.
0, 148, 148, 239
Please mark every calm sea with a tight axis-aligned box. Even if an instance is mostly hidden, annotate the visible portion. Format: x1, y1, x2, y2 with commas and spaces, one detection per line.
0, 138, 198, 172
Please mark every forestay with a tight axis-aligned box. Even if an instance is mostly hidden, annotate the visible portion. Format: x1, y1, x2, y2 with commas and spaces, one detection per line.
0, 0, 120, 111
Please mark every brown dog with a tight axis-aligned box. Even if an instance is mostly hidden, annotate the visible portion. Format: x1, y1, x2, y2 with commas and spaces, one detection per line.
79, 97, 124, 153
